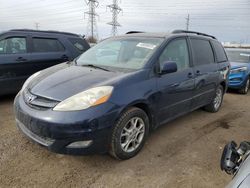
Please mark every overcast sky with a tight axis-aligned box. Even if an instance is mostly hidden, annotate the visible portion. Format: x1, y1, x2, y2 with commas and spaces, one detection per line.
0, 0, 250, 43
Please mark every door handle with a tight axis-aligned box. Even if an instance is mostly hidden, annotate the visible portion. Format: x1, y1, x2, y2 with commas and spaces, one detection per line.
16, 57, 27, 62
195, 70, 201, 75
61, 54, 69, 60
170, 83, 180, 87
187, 72, 194, 78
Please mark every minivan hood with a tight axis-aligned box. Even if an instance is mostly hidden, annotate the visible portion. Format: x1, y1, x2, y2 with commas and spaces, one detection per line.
29, 63, 124, 101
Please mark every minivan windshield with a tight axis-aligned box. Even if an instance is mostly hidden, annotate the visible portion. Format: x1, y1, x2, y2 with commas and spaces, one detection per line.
76, 37, 164, 71
226, 48, 250, 63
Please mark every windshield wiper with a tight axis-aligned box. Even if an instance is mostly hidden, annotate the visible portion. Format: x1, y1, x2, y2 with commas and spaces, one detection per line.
81, 64, 111, 72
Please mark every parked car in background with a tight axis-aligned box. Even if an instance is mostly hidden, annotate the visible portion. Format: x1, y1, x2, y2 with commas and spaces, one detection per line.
14, 30, 229, 160
0, 29, 90, 96
225, 48, 250, 94
221, 141, 250, 188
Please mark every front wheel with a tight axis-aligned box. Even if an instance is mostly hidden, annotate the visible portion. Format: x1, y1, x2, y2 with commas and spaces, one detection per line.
204, 85, 224, 113
109, 107, 149, 160
239, 78, 249, 94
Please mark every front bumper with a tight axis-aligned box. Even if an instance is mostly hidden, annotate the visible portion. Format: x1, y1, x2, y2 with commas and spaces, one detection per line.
228, 72, 248, 89
14, 93, 121, 155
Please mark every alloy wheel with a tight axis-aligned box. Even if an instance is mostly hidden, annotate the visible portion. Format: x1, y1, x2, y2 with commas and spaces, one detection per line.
244, 79, 249, 93
213, 87, 223, 110
120, 117, 145, 153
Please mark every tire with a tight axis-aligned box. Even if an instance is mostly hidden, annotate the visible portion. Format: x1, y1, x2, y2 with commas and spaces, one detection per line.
109, 107, 149, 160
204, 85, 224, 113
239, 78, 249, 94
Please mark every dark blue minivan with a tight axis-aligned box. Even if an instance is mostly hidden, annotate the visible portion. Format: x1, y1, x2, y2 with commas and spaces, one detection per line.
14, 30, 230, 160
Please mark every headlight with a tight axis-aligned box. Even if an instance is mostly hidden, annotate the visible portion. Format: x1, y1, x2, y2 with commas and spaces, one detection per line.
53, 86, 113, 111
230, 67, 247, 74
20, 71, 41, 92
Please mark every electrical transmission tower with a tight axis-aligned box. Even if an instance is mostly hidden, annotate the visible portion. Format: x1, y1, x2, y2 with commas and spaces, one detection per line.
186, 14, 190, 31
107, 0, 122, 36
84, 0, 99, 39
35, 22, 40, 30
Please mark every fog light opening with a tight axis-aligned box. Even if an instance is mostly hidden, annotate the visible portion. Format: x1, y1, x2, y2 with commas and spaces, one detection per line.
66, 140, 93, 149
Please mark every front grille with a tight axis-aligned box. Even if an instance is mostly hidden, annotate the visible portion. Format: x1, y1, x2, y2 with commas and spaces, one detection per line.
23, 89, 59, 109
230, 78, 242, 81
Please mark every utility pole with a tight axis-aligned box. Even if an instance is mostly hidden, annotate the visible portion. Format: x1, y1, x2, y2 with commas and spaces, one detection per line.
185, 14, 190, 31
107, 0, 122, 36
84, 0, 99, 40
35, 22, 40, 30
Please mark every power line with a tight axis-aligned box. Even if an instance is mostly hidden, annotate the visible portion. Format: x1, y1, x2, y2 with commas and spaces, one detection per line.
0, 8, 84, 20
0, 1, 250, 41
84, 0, 99, 39
107, 0, 122, 36
0, 0, 79, 11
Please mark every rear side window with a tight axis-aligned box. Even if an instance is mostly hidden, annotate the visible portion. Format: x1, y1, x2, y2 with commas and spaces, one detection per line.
190, 38, 214, 65
0, 37, 27, 54
32, 38, 64, 52
68, 38, 88, 52
211, 41, 228, 63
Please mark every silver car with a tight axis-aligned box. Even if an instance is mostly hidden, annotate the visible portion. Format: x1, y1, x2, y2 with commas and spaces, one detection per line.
221, 141, 250, 188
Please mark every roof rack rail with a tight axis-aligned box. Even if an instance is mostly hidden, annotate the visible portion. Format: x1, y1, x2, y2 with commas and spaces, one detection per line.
172, 30, 216, 39
126, 31, 144, 34
10, 29, 81, 37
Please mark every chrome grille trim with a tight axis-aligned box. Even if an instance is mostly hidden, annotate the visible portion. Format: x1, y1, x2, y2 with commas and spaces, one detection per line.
23, 89, 59, 109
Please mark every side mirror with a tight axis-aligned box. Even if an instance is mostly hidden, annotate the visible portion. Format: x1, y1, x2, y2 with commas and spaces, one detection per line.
160, 61, 177, 75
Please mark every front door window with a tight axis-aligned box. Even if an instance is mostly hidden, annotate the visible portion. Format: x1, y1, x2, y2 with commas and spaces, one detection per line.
0, 37, 27, 54
159, 38, 190, 71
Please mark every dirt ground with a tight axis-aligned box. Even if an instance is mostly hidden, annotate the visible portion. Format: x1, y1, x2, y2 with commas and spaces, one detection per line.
0, 92, 250, 188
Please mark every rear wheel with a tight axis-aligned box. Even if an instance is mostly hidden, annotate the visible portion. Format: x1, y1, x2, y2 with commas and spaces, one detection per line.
109, 107, 149, 160
239, 78, 249, 94
204, 85, 224, 113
